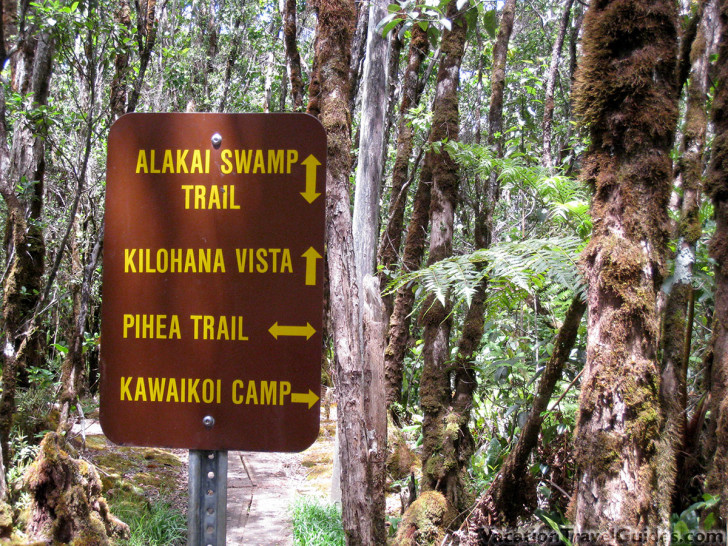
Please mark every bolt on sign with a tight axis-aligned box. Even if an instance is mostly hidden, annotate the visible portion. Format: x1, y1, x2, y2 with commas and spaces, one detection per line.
100, 113, 326, 452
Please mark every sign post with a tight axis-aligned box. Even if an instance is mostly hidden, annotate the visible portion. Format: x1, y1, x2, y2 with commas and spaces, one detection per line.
100, 113, 327, 544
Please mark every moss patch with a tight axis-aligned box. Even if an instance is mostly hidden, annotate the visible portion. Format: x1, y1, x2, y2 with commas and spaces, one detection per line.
392, 491, 456, 546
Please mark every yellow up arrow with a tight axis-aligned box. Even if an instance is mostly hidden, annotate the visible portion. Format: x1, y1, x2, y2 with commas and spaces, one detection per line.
301, 247, 323, 286
300, 155, 321, 204
269, 322, 316, 340
291, 389, 319, 409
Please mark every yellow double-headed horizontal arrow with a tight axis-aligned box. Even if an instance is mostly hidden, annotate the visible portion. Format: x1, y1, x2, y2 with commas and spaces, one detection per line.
291, 389, 319, 409
269, 322, 316, 340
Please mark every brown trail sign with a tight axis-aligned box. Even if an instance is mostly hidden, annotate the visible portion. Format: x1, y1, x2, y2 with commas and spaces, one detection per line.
100, 113, 326, 453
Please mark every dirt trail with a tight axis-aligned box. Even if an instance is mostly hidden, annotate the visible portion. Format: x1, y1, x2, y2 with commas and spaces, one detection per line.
72, 408, 336, 546
226, 410, 336, 545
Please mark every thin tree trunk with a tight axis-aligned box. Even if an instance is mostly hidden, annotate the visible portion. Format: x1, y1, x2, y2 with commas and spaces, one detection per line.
662, 0, 714, 514
281, 0, 305, 110
382, 30, 403, 169
57, 226, 103, 432
431, 0, 515, 515
704, 0, 728, 522
218, 16, 242, 112
384, 157, 433, 407
418, 0, 468, 511
348, 0, 368, 113
378, 22, 429, 316
542, 0, 573, 170
110, 0, 131, 120
263, 48, 276, 112
127, 0, 157, 113
570, 0, 679, 540
465, 297, 585, 533
307, 0, 384, 542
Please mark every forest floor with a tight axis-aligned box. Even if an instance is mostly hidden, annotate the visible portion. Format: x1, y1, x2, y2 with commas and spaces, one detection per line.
71, 405, 338, 545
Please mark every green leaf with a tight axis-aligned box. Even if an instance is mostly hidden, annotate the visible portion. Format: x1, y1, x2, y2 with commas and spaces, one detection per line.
483, 9, 497, 38
376, 13, 403, 37
52, 343, 69, 354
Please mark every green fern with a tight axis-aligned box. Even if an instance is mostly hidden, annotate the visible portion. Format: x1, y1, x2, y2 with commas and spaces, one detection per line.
391, 236, 586, 308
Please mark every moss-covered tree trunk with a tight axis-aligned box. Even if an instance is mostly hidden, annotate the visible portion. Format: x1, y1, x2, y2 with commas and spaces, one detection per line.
0, 22, 54, 469
378, 22, 429, 306
662, 0, 714, 513
570, 0, 679, 539
418, 0, 468, 512
384, 157, 433, 408
381, 24, 431, 408
704, 0, 728, 522
307, 0, 384, 543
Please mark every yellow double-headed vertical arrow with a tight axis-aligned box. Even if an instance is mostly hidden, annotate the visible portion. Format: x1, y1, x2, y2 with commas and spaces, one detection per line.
300, 155, 321, 204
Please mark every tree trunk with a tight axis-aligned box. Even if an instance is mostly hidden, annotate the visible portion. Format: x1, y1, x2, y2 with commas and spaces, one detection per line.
218, 16, 242, 112
662, 0, 714, 514
307, 0, 384, 542
353, 0, 391, 284
281, 0, 305, 110
384, 157, 433, 407
110, 0, 131, 120
351, 1, 390, 532
704, 0, 728, 522
127, 0, 157, 113
466, 297, 585, 533
429, 0, 515, 515
0, 25, 54, 469
348, 0, 368, 113
570, 0, 679, 540
58, 227, 104, 432
378, 22, 429, 314
418, 0, 468, 512
541, 0, 573, 170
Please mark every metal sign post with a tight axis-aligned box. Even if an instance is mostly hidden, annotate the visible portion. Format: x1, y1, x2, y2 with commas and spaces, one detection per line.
188, 449, 228, 546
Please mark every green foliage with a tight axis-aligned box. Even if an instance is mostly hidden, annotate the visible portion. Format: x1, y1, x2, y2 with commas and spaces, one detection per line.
392, 235, 586, 308
291, 496, 345, 546
671, 494, 720, 545
110, 493, 186, 546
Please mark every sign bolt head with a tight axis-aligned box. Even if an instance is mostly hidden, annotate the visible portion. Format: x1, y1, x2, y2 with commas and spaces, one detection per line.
202, 415, 215, 428
211, 133, 222, 148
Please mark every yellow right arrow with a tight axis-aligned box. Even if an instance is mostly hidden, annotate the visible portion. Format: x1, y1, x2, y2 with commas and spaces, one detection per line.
301, 247, 323, 286
300, 155, 321, 204
291, 389, 319, 409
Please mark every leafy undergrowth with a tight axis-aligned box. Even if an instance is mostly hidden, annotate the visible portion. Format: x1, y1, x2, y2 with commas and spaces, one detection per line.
70, 432, 187, 546
109, 491, 186, 546
291, 496, 345, 546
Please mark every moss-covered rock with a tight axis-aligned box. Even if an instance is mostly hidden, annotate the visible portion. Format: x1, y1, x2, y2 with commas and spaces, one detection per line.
23, 432, 129, 545
392, 490, 456, 546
